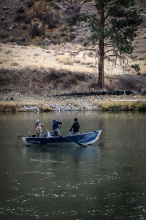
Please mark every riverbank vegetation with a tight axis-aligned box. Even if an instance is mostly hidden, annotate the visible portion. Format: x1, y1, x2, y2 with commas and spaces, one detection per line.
0, 67, 146, 95
0, 96, 145, 112
100, 100, 146, 112
0, 66, 146, 112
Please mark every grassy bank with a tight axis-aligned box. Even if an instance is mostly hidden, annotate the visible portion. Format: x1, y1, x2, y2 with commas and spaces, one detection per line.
0, 100, 53, 112
99, 100, 146, 112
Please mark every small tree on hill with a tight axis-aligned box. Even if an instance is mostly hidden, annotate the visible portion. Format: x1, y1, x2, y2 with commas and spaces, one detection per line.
67, 0, 142, 88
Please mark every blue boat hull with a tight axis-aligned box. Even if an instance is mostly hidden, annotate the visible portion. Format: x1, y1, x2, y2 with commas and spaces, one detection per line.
22, 130, 102, 146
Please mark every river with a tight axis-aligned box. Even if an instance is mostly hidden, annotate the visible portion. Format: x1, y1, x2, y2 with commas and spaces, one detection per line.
0, 111, 146, 220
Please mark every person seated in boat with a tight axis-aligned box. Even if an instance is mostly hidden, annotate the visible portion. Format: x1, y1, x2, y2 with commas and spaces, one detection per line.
35, 119, 43, 137
69, 118, 80, 135
52, 120, 62, 136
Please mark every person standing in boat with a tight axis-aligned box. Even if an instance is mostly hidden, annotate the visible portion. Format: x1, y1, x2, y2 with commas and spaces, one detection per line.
52, 120, 62, 136
35, 119, 43, 137
69, 118, 80, 135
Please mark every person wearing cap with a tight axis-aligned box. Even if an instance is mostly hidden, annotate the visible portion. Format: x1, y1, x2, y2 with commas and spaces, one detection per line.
35, 119, 43, 137
69, 118, 80, 135
52, 120, 62, 136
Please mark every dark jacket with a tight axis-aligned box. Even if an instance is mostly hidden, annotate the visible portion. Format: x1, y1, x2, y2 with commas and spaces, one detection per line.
52, 120, 62, 130
70, 121, 80, 132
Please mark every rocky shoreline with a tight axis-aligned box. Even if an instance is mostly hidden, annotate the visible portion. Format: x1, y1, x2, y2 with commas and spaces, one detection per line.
0, 92, 146, 112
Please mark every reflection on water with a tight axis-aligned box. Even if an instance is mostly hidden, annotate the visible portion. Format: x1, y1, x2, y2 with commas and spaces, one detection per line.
0, 112, 146, 220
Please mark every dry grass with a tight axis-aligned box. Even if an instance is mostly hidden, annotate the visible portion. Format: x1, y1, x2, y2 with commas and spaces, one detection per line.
56, 54, 70, 63
0, 100, 20, 112
99, 100, 146, 111
1, 42, 143, 76
0, 41, 146, 104
0, 65, 146, 99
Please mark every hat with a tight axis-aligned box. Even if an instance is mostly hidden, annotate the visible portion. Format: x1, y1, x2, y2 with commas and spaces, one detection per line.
36, 119, 40, 123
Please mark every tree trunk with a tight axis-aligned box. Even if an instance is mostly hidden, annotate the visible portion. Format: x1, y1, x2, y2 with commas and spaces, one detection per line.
98, 6, 104, 89
98, 38, 104, 89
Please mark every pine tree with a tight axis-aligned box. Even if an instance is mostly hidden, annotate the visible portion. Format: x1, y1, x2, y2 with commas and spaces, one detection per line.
67, 0, 142, 88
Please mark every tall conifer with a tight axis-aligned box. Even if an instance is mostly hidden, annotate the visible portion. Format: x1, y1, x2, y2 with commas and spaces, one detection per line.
67, 0, 142, 88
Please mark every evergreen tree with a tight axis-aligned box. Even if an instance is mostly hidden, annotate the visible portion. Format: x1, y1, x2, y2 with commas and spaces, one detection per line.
67, 0, 142, 88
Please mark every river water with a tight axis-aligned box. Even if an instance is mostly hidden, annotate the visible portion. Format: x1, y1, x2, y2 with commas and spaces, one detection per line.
0, 111, 146, 220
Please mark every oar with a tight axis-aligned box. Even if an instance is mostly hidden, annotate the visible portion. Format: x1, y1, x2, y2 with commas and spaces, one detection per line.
59, 135, 87, 147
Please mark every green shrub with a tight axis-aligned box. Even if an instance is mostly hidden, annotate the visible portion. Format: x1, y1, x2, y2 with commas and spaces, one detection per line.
11, 63, 19, 66
131, 64, 140, 72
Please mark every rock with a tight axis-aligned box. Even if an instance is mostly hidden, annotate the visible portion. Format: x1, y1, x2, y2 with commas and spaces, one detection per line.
5, 50, 11, 54
3, 96, 8, 101
8, 27, 13, 31
20, 23, 27, 30
9, 37, 15, 42
1, 16, 5, 21
70, 32, 76, 40
18, 37, 26, 42
0, 29, 8, 38
2, 6, 9, 10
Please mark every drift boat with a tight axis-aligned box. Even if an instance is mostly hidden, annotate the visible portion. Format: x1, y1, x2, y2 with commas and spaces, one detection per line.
20, 129, 103, 147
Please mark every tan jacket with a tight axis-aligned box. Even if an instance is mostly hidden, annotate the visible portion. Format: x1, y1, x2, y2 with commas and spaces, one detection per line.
35, 122, 43, 135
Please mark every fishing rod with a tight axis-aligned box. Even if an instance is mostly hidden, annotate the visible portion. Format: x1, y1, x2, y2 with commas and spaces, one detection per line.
16, 135, 24, 147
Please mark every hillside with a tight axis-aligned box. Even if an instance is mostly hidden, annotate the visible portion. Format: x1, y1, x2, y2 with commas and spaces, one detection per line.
0, 42, 146, 99
0, 0, 146, 98
0, 0, 145, 52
